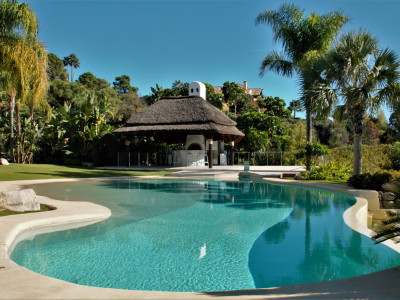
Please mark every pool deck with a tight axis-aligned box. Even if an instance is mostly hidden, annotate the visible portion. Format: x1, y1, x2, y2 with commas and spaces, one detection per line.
1, 173, 400, 299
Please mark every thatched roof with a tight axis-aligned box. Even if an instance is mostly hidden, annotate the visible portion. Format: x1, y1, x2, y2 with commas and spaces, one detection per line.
114, 96, 244, 143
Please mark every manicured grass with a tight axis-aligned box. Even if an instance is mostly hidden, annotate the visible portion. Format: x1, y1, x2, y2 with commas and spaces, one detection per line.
0, 164, 172, 181
0, 204, 54, 217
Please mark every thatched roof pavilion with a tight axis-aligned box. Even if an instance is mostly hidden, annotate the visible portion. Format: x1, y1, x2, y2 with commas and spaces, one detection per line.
114, 96, 245, 144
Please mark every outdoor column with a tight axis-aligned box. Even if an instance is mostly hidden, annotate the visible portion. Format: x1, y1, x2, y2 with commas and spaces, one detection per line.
125, 139, 130, 167
230, 141, 235, 166
207, 139, 213, 169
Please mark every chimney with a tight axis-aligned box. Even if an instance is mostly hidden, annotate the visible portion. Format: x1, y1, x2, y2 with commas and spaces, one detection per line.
243, 80, 248, 91
189, 81, 206, 100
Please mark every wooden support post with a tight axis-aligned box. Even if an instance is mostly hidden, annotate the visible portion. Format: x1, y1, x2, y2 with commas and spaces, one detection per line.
125, 139, 131, 167
230, 141, 234, 166
207, 139, 213, 169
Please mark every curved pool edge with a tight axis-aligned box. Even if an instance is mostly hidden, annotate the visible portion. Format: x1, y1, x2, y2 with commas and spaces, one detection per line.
1, 176, 400, 299
262, 177, 400, 254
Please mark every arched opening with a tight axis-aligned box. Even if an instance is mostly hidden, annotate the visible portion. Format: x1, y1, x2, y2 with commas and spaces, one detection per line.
187, 143, 202, 150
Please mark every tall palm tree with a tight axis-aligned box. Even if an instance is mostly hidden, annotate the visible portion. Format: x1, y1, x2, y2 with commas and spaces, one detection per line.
308, 30, 400, 175
68, 53, 79, 82
0, 0, 48, 162
256, 4, 348, 145
63, 54, 79, 82
288, 100, 303, 119
63, 55, 71, 82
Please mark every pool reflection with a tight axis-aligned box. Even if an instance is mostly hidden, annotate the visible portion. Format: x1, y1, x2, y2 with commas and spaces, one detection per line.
14, 179, 400, 291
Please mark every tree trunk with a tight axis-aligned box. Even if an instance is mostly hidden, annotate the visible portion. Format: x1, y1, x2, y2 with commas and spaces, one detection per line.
15, 103, 21, 163
353, 134, 363, 175
9, 90, 16, 162
305, 108, 312, 171
30, 105, 34, 127
306, 109, 312, 143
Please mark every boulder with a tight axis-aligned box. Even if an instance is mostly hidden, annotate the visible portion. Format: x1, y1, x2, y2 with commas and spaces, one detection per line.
383, 200, 396, 209
382, 182, 397, 193
382, 192, 396, 201
0, 189, 40, 212
82, 162, 94, 167
0, 158, 9, 165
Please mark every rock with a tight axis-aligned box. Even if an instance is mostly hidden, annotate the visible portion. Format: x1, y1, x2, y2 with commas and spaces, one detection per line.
0, 189, 40, 212
382, 182, 397, 193
384, 200, 396, 209
382, 192, 396, 201
82, 162, 94, 167
0, 158, 9, 165
294, 174, 304, 180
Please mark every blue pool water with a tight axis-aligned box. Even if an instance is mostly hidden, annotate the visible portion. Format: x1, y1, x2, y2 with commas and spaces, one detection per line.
10, 179, 400, 292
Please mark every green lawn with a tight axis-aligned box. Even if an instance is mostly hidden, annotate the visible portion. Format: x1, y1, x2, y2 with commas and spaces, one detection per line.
0, 164, 172, 181
0, 204, 54, 217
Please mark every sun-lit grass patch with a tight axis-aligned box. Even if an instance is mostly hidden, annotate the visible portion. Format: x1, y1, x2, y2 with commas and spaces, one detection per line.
0, 164, 172, 181
0, 204, 54, 217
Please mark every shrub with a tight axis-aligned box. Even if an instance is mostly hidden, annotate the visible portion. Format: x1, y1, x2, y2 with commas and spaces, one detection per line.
64, 158, 82, 166
388, 142, 400, 170
296, 142, 330, 167
347, 172, 392, 190
329, 144, 390, 173
297, 161, 351, 180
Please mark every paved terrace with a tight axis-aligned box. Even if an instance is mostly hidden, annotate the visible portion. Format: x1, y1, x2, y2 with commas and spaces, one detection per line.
98, 165, 306, 178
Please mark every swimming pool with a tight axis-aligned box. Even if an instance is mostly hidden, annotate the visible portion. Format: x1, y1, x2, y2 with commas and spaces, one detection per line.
10, 179, 400, 292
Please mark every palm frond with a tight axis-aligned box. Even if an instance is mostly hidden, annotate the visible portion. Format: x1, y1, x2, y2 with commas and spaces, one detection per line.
259, 50, 294, 77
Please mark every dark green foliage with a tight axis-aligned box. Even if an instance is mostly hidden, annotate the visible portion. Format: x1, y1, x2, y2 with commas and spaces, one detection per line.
113, 75, 138, 95
46, 79, 89, 107
296, 142, 330, 159
347, 172, 392, 190
388, 142, 400, 170
78, 72, 110, 90
296, 142, 330, 169
64, 157, 81, 166
287, 100, 303, 118
47, 53, 68, 81
258, 96, 290, 118
170, 80, 188, 96
222, 81, 252, 114
234, 98, 290, 152
92, 133, 122, 167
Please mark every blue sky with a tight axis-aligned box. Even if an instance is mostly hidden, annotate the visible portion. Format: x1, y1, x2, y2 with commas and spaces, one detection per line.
28, 0, 400, 118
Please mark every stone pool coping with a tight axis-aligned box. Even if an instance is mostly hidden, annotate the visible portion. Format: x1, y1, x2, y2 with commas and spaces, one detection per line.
1, 176, 400, 299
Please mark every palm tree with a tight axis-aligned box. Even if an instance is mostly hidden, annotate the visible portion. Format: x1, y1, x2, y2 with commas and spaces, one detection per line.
63, 55, 71, 82
0, 0, 48, 162
288, 100, 303, 119
63, 53, 80, 82
308, 30, 400, 175
148, 83, 165, 104
68, 53, 79, 82
256, 4, 348, 144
